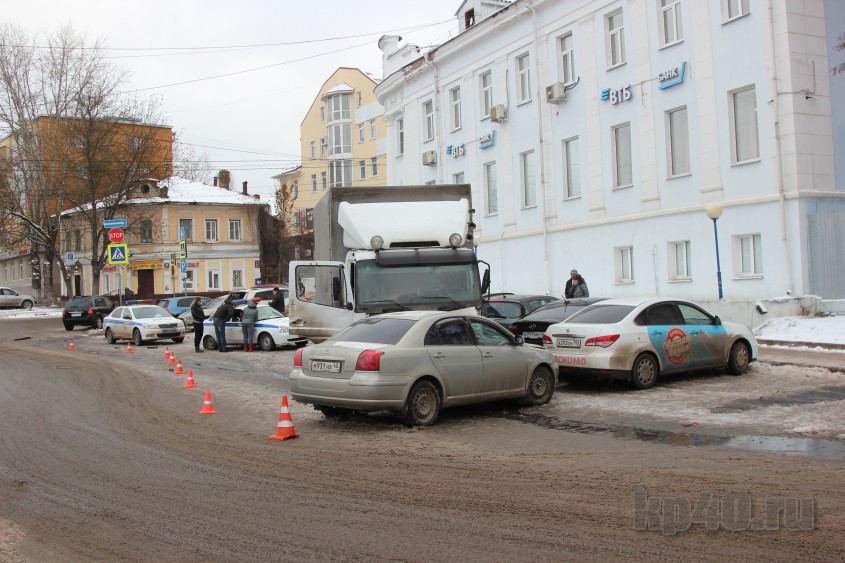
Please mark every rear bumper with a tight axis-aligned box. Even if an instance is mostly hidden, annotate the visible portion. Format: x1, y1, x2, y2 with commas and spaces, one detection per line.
289, 368, 408, 411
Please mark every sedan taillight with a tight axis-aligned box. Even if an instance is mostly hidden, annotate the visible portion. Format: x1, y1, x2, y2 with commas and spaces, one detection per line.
585, 334, 621, 348
293, 348, 303, 367
355, 350, 384, 372
543, 334, 553, 345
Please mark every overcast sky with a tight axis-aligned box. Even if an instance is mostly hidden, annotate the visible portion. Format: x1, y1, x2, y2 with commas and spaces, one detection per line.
4, 0, 462, 201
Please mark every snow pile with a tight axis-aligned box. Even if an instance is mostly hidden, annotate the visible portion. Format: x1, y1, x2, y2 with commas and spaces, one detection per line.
754, 314, 845, 345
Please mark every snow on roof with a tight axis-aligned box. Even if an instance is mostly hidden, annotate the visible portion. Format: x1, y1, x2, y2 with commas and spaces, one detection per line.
322, 82, 355, 97
148, 176, 265, 206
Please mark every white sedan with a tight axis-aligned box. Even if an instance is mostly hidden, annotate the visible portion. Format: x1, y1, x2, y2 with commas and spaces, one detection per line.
544, 297, 758, 389
290, 310, 558, 426
104, 304, 186, 346
201, 302, 308, 351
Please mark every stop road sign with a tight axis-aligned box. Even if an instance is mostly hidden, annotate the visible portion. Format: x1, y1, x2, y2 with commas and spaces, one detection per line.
108, 228, 124, 244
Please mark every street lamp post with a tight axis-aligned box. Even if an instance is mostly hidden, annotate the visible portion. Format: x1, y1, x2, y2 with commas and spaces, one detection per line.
705, 204, 724, 300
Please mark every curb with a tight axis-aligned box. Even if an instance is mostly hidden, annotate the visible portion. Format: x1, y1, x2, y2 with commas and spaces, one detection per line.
757, 339, 845, 351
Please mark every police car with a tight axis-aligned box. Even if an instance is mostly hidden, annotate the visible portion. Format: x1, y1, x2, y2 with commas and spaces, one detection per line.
104, 303, 186, 346
201, 301, 308, 351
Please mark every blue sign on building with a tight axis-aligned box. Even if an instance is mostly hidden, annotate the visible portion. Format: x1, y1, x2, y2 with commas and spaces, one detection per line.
104, 218, 127, 229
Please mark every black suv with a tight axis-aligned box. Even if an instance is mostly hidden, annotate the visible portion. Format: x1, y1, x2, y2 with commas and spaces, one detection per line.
62, 296, 117, 331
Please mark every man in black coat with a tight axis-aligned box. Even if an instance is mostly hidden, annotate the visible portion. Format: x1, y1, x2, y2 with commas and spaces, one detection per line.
269, 287, 286, 313
564, 269, 579, 299
212, 295, 236, 352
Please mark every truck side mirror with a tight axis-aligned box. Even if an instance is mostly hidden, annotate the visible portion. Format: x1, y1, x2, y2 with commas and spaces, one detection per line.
332, 277, 341, 301
480, 268, 490, 294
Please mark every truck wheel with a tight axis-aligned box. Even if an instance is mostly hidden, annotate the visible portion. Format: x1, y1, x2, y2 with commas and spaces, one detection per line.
203, 335, 218, 351
402, 381, 440, 426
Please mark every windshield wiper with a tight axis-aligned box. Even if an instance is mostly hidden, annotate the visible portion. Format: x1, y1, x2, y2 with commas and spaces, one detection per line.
417, 295, 465, 310
364, 299, 411, 311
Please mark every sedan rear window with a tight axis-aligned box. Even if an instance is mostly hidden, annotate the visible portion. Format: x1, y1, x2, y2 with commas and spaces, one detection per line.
482, 301, 523, 318
564, 304, 636, 324
331, 318, 417, 345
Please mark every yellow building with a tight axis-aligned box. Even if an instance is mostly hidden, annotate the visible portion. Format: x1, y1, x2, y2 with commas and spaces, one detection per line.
60, 177, 268, 299
275, 67, 388, 245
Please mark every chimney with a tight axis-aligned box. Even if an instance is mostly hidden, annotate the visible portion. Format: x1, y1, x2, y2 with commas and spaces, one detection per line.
160, 186, 169, 198
213, 176, 218, 187
242, 181, 248, 195
253, 194, 260, 200
218, 170, 231, 189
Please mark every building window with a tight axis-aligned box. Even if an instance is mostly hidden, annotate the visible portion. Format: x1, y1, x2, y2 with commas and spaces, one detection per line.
311, 174, 317, 192
179, 219, 193, 242
229, 219, 241, 241
397, 118, 404, 155
724, 0, 750, 22
309, 141, 316, 159
359, 160, 366, 180
559, 33, 575, 85
659, 0, 683, 48
484, 161, 497, 215
328, 123, 351, 155
450, 86, 462, 131
320, 106, 325, 122
517, 54, 531, 103
454, 172, 465, 184
320, 137, 327, 156
358, 123, 365, 143
668, 241, 691, 280
207, 269, 220, 290
232, 269, 244, 289
205, 219, 218, 242
615, 246, 634, 283
327, 93, 351, 121
101, 274, 110, 295
730, 85, 759, 164
521, 150, 536, 207
563, 137, 581, 199
607, 10, 626, 68
371, 157, 378, 176
735, 233, 763, 276
139, 220, 153, 243
612, 123, 633, 188
184, 270, 195, 291
74, 230, 81, 251
480, 71, 493, 118
369, 119, 376, 139
667, 106, 690, 176
329, 159, 352, 187
423, 99, 434, 142
321, 171, 327, 190
293, 180, 298, 198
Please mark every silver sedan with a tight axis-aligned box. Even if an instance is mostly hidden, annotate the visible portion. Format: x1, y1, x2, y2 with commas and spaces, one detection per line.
289, 311, 558, 426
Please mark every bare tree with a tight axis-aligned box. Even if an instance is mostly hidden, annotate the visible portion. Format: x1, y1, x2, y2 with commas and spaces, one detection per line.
257, 182, 299, 284
173, 133, 211, 183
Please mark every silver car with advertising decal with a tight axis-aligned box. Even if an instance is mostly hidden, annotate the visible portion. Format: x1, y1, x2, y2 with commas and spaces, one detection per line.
544, 297, 758, 389
289, 310, 558, 426
103, 304, 186, 346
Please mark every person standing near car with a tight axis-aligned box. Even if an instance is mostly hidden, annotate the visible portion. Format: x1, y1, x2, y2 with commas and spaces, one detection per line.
212, 295, 236, 352
571, 274, 590, 298
269, 287, 285, 313
191, 296, 207, 353
563, 269, 579, 299
241, 301, 258, 352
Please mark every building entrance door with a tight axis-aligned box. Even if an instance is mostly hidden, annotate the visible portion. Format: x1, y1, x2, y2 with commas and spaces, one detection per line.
137, 270, 154, 299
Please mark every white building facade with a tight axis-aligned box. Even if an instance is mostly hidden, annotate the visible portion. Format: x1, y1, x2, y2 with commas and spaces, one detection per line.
375, 0, 845, 301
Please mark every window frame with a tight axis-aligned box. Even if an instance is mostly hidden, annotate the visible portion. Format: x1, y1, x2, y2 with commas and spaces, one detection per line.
734, 233, 763, 277
369, 119, 377, 139
520, 150, 537, 208
658, 0, 683, 48
563, 136, 581, 199
607, 9, 626, 69
204, 219, 218, 242
423, 99, 435, 142
666, 106, 690, 177
729, 85, 760, 165
614, 246, 634, 283
612, 122, 633, 189
450, 86, 462, 131
207, 269, 221, 290
370, 157, 378, 177
668, 240, 692, 281
723, 0, 750, 23
359, 160, 366, 180
480, 71, 493, 118
358, 123, 365, 144
559, 32, 576, 86
228, 219, 242, 242
396, 118, 405, 156
516, 53, 532, 104
483, 161, 498, 216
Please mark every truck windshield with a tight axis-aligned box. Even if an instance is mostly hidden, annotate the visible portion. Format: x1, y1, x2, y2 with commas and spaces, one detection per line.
355, 261, 481, 311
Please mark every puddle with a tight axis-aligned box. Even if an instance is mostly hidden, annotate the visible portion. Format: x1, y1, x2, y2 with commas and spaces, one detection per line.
504, 412, 845, 461
711, 385, 845, 413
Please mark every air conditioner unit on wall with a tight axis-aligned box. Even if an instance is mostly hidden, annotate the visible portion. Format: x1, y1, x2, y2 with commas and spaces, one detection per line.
422, 150, 437, 166
489, 104, 507, 122
546, 82, 567, 103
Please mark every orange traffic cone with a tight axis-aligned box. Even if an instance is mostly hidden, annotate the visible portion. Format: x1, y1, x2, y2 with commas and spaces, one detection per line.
199, 391, 217, 415
268, 395, 299, 441
125, 342, 134, 354
68, 340, 75, 351
184, 369, 197, 389
168, 351, 176, 365
162, 346, 170, 359
174, 359, 184, 375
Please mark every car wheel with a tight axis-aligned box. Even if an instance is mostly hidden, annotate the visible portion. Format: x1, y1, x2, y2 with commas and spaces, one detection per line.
258, 332, 275, 352
317, 406, 352, 418
63, 322, 73, 331
631, 354, 659, 390
94, 315, 104, 330
132, 329, 144, 347
20, 300, 33, 310
727, 341, 750, 375
523, 366, 555, 405
105, 328, 116, 344
203, 335, 218, 351
172, 337, 185, 344
402, 380, 440, 427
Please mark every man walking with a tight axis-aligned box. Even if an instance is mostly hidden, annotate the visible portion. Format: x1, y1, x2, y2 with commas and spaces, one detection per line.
212, 295, 236, 352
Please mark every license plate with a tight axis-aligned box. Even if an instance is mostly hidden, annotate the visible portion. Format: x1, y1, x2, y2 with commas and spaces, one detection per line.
311, 360, 341, 373
556, 338, 581, 348
524, 331, 544, 339
163, 330, 177, 335
71, 312, 82, 317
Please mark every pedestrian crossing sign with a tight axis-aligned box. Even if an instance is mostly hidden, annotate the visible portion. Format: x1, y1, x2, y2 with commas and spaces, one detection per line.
108, 243, 128, 265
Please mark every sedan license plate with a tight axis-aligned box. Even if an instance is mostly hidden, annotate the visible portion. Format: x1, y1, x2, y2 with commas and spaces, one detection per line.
311, 360, 341, 373
524, 331, 544, 340
556, 338, 581, 349
163, 330, 177, 335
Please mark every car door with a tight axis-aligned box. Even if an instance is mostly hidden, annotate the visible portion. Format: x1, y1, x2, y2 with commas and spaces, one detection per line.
643, 302, 692, 373
676, 302, 728, 368
424, 318, 485, 402
226, 308, 243, 345
468, 318, 528, 394
119, 308, 135, 339
0, 288, 14, 307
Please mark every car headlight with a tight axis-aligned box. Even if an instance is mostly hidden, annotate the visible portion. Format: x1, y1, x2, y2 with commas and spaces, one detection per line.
278, 326, 289, 333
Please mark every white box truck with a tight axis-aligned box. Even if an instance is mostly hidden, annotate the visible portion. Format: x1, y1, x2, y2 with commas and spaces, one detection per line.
288, 185, 490, 342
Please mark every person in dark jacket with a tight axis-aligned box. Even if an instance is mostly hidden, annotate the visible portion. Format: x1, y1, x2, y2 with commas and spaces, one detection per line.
212, 295, 236, 352
571, 274, 590, 298
241, 301, 258, 352
563, 269, 579, 299
269, 287, 286, 313
190, 296, 207, 353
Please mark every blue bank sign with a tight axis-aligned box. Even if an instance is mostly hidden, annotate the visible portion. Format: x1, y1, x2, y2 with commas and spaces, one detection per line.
658, 61, 686, 90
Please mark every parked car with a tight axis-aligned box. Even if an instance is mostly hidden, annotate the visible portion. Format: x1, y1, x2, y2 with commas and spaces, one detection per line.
544, 297, 758, 389
62, 295, 117, 330
201, 301, 308, 351
481, 293, 558, 327
508, 298, 608, 346
0, 287, 36, 309
103, 304, 186, 346
290, 310, 558, 426
242, 285, 289, 306
156, 295, 212, 317
177, 291, 247, 331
